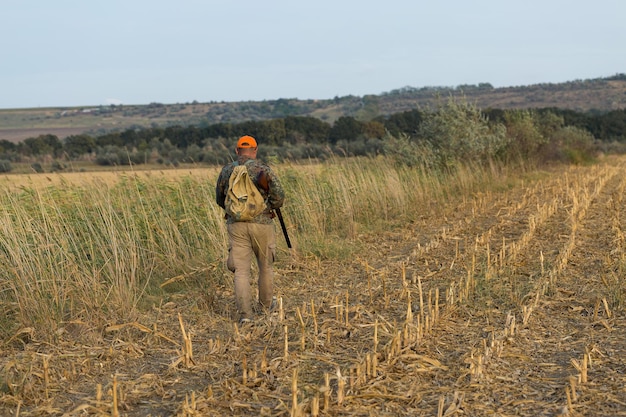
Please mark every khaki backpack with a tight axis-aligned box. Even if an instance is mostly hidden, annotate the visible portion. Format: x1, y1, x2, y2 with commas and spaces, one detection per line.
225, 161, 267, 221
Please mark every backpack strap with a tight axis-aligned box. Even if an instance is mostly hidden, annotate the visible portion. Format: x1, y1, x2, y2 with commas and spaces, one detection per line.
241, 159, 265, 190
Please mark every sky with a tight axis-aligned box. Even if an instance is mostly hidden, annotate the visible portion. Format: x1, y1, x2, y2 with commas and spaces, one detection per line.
1, 0, 625, 109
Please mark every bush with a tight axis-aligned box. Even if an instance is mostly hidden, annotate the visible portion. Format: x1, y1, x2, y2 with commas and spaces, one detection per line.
95, 152, 121, 166
31, 162, 44, 173
503, 110, 549, 160
382, 133, 438, 170
0, 160, 12, 172
418, 97, 509, 168
51, 160, 65, 172
541, 126, 597, 164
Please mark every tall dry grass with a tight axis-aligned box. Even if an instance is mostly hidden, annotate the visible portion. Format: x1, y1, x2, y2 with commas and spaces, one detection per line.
0, 157, 520, 340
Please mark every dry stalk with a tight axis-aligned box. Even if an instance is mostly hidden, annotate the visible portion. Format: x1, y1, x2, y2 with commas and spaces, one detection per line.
345, 291, 349, 327
434, 287, 440, 322
296, 307, 306, 351
472, 252, 476, 275
284, 325, 289, 360
571, 355, 588, 384
42, 354, 50, 399
565, 386, 573, 414
569, 376, 578, 402
443, 391, 464, 416
354, 364, 362, 386
602, 297, 612, 318
469, 353, 484, 381
251, 362, 258, 379
177, 313, 194, 367
522, 305, 533, 325
406, 290, 413, 322
381, 272, 389, 307
417, 275, 424, 323
336, 367, 345, 406
311, 299, 318, 335
446, 284, 455, 308
401, 262, 408, 299
437, 396, 445, 417
291, 368, 298, 417
182, 392, 198, 414
373, 320, 379, 353
311, 394, 319, 417
112, 375, 119, 417
506, 312, 516, 337
372, 351, 378, 379
258, 347, 267, 373
105, 322, 178, 345
242, 355, 248, 385
416, 315, 422, 343
323, 372, 331, 410
349, 368, 354, 391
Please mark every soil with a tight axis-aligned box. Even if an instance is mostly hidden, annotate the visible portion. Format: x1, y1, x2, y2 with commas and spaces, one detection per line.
2, 157, 626, 416
0, 128, 88, 143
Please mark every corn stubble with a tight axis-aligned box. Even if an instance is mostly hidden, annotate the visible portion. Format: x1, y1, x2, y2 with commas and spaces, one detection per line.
1, 157, 626, 416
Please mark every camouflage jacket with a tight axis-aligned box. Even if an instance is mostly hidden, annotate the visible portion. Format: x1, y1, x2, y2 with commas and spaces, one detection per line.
215, 155, 285, 224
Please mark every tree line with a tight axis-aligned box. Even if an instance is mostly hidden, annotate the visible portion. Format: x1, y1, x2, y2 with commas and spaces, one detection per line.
0, 102, 625, 172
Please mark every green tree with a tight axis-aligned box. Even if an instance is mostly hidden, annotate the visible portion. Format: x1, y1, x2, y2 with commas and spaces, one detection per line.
503, 110, 548, 160
20, 134, 62, 157
0, 140, 17, 154
284, 116, 331, 143
64, 134, 97, 158
382, 109, 423, 137
362, 121, 385, 139
329, 116, 363, 144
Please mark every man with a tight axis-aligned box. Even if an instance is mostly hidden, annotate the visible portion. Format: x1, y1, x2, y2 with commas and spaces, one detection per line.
215, 135, 285, 324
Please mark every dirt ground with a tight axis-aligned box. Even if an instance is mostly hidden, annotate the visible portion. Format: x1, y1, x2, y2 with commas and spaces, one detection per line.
2, 157, 626, 416
0, 128, 89, 143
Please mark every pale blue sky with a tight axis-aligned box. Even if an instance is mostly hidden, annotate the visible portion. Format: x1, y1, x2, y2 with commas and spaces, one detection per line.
1, 0, 624, 109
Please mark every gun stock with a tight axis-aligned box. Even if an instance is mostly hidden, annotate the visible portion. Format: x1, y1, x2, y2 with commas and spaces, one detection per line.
256, 171, 291, 249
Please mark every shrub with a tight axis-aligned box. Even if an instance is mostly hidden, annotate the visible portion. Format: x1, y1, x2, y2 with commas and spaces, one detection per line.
418, 97, 509, 168
31, 162, 44, 173
0, 160, 12, 173
51, 160, 65, 172
383, 133, 437, 169
552, 126, 597, 164
95, 147, 122, 166
503, 110, 549, 161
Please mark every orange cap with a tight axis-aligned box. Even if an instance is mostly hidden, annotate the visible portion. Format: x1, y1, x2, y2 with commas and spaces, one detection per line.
237, 135, 257, 149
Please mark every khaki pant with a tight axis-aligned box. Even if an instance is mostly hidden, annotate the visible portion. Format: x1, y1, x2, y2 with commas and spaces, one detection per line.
227, 222, 276, 319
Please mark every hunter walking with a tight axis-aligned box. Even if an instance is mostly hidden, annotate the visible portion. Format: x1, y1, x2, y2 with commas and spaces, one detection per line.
215, 135, 285, 324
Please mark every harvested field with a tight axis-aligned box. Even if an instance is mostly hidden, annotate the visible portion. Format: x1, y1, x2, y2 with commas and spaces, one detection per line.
1, 158, 626, 416
0, 128, 88, 143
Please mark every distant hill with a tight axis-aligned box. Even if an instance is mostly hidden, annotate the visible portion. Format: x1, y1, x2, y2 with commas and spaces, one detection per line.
1, 74, 625, 143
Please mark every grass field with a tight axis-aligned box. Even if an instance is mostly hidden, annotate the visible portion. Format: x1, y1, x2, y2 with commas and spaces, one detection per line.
1, 156, 625, 416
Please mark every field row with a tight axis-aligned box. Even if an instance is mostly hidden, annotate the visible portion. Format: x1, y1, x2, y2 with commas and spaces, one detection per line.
169, 160, 626, 416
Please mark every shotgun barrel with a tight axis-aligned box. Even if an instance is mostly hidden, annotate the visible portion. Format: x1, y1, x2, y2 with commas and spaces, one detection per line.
275, 208, 292, 248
